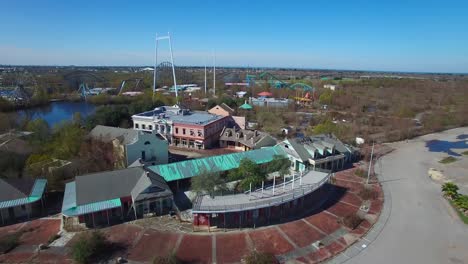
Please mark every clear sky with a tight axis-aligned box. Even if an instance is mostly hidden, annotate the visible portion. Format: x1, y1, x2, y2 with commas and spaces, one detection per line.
1, 0, 468, 73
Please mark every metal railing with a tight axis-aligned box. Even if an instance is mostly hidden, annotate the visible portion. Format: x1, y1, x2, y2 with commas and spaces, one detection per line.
192, 172, 331, 213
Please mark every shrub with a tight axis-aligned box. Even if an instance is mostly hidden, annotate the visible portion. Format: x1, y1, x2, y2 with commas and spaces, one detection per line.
0, 233, 21, 254
454, 195, 468, 212
244, 251, 278, 264
441, 182, 459, 200
152, 252, 181, 264
71, 231, 107, 264
439, 156, 457, 164
354, 168, 366, 178
358, 187, 378, 200
342, 213, 363, 230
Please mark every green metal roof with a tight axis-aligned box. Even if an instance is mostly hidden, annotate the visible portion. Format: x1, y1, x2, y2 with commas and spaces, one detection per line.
147, 146, 286, 182
62, 181, 122, 217
239, 102, 253, 110
0, 179, 47, 209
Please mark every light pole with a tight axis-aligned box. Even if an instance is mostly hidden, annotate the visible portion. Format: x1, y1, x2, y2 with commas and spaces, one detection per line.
366, 142, 375, 185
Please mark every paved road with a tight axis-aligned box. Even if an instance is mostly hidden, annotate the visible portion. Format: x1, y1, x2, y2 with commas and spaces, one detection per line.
346, 128, 468, 264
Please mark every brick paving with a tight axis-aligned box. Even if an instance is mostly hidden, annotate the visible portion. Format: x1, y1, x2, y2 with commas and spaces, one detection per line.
279, 220, 325, 248
176, 234, 212, 264
128, 229, 180, 262
216, 233, 250, 263
248, 228, 295, 255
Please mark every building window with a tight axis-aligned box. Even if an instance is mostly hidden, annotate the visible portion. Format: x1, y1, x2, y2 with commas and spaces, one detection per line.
135, 123, 139, 129
190, 129, 194, 136
175, 127, 179, 134
149, 125, 153, 130
198, 130, 202, 137
183, 128, 186, 135
142, 124, 146, 130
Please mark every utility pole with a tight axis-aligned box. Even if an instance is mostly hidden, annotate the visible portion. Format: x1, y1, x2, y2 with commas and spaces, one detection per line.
366, 142, 375, 185
204, 59, 207, 94
153, 34, 158, 102
213, 51, 216, 96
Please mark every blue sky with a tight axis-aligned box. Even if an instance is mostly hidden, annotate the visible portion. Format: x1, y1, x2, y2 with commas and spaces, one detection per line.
1, 0, 468, 73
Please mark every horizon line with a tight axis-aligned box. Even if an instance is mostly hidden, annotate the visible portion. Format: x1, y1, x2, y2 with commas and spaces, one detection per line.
0, 64, 467, 76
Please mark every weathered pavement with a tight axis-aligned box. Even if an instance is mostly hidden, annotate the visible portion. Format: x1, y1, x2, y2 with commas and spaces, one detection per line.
331, 128, 468, 264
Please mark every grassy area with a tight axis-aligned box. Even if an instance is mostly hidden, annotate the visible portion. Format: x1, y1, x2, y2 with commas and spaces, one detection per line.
439, 156, 457, 164
462, 150, 468, 156
448, 199, 468, 225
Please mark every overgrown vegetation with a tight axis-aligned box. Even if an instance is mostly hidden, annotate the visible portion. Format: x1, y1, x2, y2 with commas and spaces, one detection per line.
462, 150, 468, 156
190, 171, 227, 197
244, 250, 278, 264
358, 186, 378, 200
439, 156, 457, 164
354, 168, 366, 178
441, 182, 468, 224
152, 252, 181, 264
71, 231, 109, 264
0, 232, 22, 254
342, 213, 363, 230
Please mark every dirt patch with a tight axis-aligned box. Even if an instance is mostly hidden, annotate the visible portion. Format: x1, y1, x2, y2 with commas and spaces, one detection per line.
176, 235, 212, 264
128, 230, 180, 262
19, 219, 60, 246
103, 224, 142, 248
340, 192, 363, 207
279, 220, 324, 248
248, 228, 294, 255
216, 233, 250, 263
304, 212, 341, 234
327, 202, 359, 218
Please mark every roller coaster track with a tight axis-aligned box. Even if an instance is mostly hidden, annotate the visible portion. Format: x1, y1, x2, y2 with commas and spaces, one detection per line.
249, 71, 315, 91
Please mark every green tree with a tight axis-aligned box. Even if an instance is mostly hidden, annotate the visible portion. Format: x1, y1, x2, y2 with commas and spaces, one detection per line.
26, 118, 50, 146
268, 155, 290, 178
229, 158, 265, 190
72, 231, 107, 264
319, 90, 333, 105
442, 182, 459, 200
190, 170, 227, 197
48, 122, 85, 159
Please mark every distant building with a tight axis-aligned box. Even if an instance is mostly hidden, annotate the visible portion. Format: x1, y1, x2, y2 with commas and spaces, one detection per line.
249, 97, 291, 108
208, 103, 234, 117
323, 84, 340, 91
61, 167, 173, 228
219, 127, 277, 151
208, 104, 246, 129
0, 178, 47, 225
132, 105, 228, 149
277, 134, 359, 172
89, 125, 169, 167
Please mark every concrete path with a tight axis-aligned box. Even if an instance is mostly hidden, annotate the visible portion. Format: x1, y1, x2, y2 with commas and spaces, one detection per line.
330, 127, 468, 264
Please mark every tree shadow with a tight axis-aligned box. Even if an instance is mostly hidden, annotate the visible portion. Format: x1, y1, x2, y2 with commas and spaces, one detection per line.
425, 139, 468, 156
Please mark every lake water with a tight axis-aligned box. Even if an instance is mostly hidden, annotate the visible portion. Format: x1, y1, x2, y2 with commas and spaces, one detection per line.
18, 101, 96, 127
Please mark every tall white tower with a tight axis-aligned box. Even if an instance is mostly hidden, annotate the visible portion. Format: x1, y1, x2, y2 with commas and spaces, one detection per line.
154, 33, 178, 102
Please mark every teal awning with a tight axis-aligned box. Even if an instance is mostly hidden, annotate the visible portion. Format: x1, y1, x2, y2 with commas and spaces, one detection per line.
0, 179, 47, 209
62, 181, 122, 217
147, 146, 286, 182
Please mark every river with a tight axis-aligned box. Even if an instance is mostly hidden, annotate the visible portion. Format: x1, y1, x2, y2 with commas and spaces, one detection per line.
17, 101, 96, 127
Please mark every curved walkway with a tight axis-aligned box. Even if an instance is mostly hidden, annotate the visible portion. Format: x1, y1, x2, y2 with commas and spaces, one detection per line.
329, 127, 468, 264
